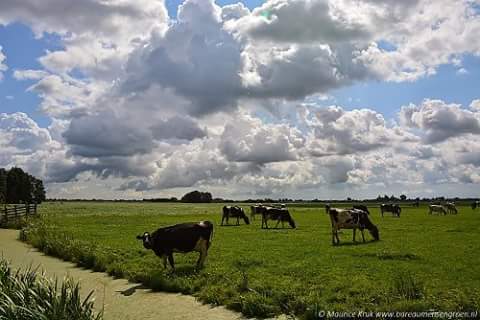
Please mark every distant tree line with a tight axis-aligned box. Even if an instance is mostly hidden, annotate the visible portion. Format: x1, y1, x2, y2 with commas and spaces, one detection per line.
0, 167, 46, 204
181, 190, 212, 203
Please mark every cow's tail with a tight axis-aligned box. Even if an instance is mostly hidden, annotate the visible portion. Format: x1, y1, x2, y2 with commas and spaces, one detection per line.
201, 220, 214, 248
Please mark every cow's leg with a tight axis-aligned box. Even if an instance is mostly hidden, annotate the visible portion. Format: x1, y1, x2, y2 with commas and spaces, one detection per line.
195, 239, 208, 269
275, 219, 281, 228
331, 227, 336, 245
237, 216, 240, 225
352, 228, 356, 242
335, 228, 340, 244
167, 253, 175, 270
162, 255, 168, 269
361, 229, 365, 242
221, 214, 225, 226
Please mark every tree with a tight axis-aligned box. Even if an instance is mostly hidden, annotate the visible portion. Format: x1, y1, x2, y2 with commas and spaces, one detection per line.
2, 167, 46, 204
400, 194, 407, 201
31, 177, 46, 204
181, 190, 212, 203
0, 168, 6, 204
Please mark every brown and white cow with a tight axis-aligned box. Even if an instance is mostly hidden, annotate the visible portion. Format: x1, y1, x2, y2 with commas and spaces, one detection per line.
136, 221, 213, 270
325, 205, 379, 245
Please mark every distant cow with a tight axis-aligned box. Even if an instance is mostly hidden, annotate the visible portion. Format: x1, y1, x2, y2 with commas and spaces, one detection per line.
472, 201, 479, 210
429, 204, 446, 215
326, 205, 379, 245
444, 202, 458, 215
222, 206, 250, 225
250, 204, 263, 221
257, 207, 296, 229
380, 204, 401, 217
353, 205, 370, 215
136, 221, 213, 270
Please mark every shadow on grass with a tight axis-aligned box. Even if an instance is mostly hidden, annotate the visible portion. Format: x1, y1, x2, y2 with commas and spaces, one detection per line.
118, 284, 148, 296
352, 251, 421, 261
334, 240, 380, 247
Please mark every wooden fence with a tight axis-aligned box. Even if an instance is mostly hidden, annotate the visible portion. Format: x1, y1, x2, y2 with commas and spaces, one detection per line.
0, 203, 38, 224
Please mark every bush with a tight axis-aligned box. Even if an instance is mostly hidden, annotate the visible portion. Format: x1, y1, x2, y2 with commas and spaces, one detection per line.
0, 258, 102, 320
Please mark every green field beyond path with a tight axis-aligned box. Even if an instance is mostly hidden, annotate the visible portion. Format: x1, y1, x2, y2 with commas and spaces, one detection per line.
23, 202, 480, 318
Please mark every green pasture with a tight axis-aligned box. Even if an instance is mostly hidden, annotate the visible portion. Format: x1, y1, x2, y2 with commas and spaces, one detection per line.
22, 202, 480, 318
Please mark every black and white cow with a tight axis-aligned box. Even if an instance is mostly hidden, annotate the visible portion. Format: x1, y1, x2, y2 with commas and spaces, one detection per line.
429, 204, 447, 215
380, 203, 401, 217
444, 202, 458, 214
136, 221, 213, 270
222, 206, 250, 225
471, 201, 479, 210
250, 204, 263, 221
353, 204, 370, 215
326, 205, 379, 245
257, 207, 296, 229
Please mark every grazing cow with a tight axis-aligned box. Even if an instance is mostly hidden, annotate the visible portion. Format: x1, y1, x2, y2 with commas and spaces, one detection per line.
353, 205, 370, 215
325, 205, 379, 245
429, 205, 447, 215
136, 221, 213, 270
472, 201, 479, 210
250, 204, 263, 221
444, 202, 458, 214
257, 207, 296, 229
222, 206, 250, 225
380, 203, 401, 217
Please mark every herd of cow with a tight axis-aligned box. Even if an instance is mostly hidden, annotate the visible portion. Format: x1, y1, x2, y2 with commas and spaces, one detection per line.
136, 201, 477, 269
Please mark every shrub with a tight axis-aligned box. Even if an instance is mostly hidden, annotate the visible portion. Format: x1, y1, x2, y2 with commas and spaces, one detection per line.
0, 258, 102, 320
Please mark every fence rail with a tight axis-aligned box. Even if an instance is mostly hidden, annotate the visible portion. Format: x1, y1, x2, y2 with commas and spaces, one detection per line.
0, 204, 38, 224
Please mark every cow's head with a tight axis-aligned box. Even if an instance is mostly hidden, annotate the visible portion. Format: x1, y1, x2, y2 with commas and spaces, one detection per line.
369, 225, 380, 241
325, 204, 331, 214
136, 232, 153, 249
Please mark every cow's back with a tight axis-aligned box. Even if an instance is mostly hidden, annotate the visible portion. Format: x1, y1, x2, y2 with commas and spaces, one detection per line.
152, 222, 213, 253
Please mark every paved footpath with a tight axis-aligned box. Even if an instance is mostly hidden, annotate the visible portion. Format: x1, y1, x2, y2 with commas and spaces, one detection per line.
0, 229, 244, 320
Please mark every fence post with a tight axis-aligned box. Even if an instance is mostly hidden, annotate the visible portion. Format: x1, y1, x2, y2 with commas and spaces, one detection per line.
14, 205, 18, 221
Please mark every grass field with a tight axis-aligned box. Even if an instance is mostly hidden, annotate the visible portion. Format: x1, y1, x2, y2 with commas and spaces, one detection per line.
22, 202, 480, 318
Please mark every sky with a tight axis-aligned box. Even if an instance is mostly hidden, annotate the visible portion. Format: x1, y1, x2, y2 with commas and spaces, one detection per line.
1, 0, 480, 200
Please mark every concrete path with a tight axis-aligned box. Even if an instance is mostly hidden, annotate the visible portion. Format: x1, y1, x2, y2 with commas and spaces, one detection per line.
0, 229, 244, 320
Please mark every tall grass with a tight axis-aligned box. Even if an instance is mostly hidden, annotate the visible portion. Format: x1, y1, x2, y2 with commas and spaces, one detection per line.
0, 258, 102, 320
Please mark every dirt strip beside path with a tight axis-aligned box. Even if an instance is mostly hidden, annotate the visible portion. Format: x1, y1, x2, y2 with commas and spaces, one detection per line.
0, 229, 244, 320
